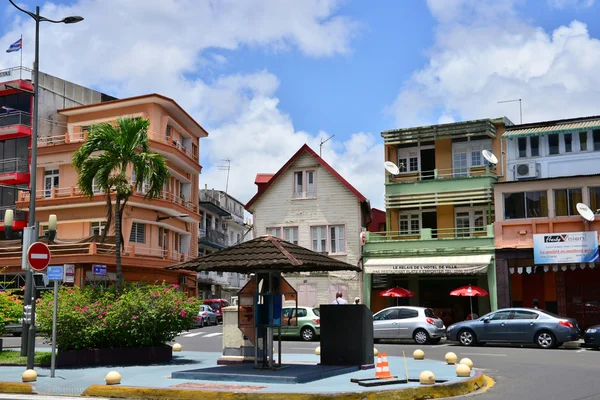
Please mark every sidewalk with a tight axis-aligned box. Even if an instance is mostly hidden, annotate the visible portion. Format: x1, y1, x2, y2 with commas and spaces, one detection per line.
0, 350, 482, 398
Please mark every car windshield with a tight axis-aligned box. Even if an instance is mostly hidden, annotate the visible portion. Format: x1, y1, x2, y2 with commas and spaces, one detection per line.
207, 302, 220, 309
313, 308, 320, 317
424, 308, 437, 318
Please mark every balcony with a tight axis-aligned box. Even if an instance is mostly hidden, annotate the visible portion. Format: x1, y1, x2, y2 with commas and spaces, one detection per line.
385, 166, 497, 209
0, 111, 31, 139
199, 192, 231, 217
0, 239, 190, 268
363, 225, 495, 257
18, 185, 198, 215
198, 228, 228, 249
0, 158, 29, 185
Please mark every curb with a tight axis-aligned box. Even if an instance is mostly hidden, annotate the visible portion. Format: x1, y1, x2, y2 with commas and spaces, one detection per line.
82, 372, 490, 400
0, 382, 33, 395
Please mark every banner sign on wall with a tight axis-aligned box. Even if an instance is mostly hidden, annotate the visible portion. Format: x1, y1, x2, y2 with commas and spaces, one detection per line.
533, 231, 599, 264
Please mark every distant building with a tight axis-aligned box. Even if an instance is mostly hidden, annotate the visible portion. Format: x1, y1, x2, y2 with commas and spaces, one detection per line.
198, 187, 252, 300
246, 144, 371, 307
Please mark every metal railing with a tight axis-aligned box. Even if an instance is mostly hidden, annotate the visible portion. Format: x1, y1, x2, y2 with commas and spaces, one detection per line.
0, 240, 190, 262
387, 165, 495, 183
0, 66, 33, 80
367, 225, 494, 242
38, 131, 85, 147
147, 131, 198, 162
0, 158, 28, 174
19, 185, 197, 213
198, 228, 228, 247
0, 111, 31, 130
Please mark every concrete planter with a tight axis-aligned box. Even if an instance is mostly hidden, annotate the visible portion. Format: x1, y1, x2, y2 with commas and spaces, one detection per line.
56, 345, 172, 367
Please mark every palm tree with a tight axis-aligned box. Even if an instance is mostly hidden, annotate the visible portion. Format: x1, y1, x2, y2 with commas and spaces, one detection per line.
73, 117, 169, 292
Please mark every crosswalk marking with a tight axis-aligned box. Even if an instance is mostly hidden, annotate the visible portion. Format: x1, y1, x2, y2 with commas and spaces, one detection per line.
203, 332, 224, 338
182, 332, 206, 338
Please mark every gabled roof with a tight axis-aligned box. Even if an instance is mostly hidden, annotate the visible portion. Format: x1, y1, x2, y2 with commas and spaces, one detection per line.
166, 235, 360, 273
245, 144, 367, 210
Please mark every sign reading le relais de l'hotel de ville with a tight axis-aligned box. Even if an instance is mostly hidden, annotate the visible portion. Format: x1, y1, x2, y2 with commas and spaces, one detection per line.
533, 231, 599, 264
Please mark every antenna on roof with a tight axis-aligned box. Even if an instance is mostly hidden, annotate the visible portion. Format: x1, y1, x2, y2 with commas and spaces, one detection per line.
218, 159, 231, 195
498, 98, 523, 124
319, 134, 335, 157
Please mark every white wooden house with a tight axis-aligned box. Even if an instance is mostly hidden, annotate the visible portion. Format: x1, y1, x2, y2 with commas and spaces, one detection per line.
245, 144, 371, 307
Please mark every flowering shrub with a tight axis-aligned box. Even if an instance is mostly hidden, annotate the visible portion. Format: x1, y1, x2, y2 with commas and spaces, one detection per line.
0, 290, 23, 335
35, 283, 199, 351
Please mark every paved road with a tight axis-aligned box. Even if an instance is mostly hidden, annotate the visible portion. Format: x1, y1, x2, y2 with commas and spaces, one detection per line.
176, 325, 600, 400
4, 325, 600, 399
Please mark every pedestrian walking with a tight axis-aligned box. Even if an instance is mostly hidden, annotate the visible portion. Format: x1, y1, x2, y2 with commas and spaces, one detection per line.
533, 298, 540, 309
332, 292, 348, 304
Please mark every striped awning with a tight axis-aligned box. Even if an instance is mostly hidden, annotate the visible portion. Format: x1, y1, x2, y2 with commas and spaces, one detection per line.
364, 254, 493, 275
503, 119, 600, 138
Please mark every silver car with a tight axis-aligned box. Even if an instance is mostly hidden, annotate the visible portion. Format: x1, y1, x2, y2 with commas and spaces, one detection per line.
373, 306, 446, 344
446, 308, 581, 349
197, 305, 218, 327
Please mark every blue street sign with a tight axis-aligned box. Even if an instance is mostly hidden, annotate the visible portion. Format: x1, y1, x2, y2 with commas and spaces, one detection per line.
47, 266, 64, 281
93, 264, 107, 276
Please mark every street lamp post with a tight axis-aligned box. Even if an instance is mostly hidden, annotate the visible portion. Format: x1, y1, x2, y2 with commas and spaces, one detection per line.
8, 0, 83, 369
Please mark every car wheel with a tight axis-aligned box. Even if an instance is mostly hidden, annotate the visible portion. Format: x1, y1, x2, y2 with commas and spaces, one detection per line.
413, 329, 430, 345
199, 318, 204, 328
430, 337, 441, 345
458, 329, 477, 346
301, 326, 315, 341
536, 331, 556, 349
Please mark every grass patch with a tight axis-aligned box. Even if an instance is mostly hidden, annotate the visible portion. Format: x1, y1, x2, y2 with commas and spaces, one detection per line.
0, 351, 51, 366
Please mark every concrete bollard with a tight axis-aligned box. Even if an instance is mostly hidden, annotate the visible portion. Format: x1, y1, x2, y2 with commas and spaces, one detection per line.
445, 352, 458, 365
105, 371, 121, 385
22, 369, 37, 382
315, 346, 321, 355
459, 358, 473, 369
374, 348, 379, 356
456, 363, 471, 377
172, 343, 182, 352
419, 370, 435, 385
413, 349, 425, 360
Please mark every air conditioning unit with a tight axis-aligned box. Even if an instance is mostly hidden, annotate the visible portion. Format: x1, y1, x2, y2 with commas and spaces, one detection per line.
515, 162, 539, 179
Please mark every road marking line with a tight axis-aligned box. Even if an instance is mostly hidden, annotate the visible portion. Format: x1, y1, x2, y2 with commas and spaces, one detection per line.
576, 349, 587, 353
203, 332, 224, 338
461, 353, 506, 357
182, 332, 206, 338
437, 344, 451, 347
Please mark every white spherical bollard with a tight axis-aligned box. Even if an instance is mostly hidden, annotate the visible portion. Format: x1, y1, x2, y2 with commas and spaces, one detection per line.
22, 369, 37, 382
419, 370, 436, 385
315, 346, 321, 356
172, 343, 182, 352
413, 349, 425, 360
445, 352, 458, 365
456, 363, 471, 377
459, 357, 474, 369
373, 348, 379, 356
105, 371, 121, 385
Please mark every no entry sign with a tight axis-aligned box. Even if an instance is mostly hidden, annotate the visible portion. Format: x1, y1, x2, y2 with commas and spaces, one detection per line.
27, 242, 51, 271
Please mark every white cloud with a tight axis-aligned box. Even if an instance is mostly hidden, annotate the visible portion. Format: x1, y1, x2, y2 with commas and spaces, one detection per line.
1, 0, 384, 207
548, 0, 595, 9
390, 1, 600, 127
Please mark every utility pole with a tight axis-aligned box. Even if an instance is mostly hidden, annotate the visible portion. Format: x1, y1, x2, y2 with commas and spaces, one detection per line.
218, 159, 231, 195
319, 134, 335, 157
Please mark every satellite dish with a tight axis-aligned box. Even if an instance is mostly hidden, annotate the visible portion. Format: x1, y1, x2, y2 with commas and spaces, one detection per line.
576, 203, 595, 222
384, 161, 400, 175
482, 150, 498, 166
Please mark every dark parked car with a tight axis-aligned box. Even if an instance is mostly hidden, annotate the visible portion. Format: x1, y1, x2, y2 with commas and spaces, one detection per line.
584, 325, 600, 348
446, 308, 580, 349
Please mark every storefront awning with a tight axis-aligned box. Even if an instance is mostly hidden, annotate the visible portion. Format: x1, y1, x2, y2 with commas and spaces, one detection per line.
503, 119, 600, 138
364, 254, 493, 275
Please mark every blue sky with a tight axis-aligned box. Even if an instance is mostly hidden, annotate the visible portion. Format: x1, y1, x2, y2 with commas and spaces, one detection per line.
2, 0, 600, 208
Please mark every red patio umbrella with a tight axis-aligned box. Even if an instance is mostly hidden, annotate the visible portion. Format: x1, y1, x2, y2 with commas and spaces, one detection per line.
380, 287, 416, 298
450, 284, 489, 319
380, 287, 415, 306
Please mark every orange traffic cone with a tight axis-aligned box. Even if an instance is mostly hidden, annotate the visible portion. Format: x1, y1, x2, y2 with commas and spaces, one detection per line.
376, 352, 393, 379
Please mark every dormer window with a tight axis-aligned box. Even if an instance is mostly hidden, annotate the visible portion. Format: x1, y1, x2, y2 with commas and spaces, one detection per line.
293, 170, 316, 199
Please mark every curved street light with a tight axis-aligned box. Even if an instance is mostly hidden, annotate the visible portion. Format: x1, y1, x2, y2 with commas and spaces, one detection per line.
8, 0, 83, 370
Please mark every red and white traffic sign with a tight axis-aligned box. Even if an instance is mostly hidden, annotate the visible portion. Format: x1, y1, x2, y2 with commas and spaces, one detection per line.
27, 242, 51, 271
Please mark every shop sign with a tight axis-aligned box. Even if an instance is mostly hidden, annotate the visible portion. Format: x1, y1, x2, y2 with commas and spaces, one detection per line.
365, 264, 488, 275
533, 231, 599, 264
